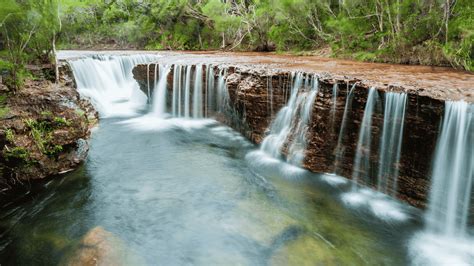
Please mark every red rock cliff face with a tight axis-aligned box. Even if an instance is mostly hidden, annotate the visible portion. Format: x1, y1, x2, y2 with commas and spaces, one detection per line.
133, 63, 444, 208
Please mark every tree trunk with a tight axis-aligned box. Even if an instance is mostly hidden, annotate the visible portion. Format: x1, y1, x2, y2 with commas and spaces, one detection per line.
221, 32, 225, 49
53, 32, 59, 84
445, 0, 449, 44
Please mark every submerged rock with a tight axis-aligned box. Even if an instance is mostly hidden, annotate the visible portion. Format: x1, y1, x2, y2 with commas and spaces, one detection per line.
64, 227, 143, 266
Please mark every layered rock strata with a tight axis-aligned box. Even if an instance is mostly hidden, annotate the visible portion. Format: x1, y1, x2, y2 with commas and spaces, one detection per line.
132, 63, 453, 209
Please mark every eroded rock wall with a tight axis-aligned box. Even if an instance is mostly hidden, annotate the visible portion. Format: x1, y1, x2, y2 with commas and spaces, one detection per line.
133, 63, 444, 208
0, 74, 97, 191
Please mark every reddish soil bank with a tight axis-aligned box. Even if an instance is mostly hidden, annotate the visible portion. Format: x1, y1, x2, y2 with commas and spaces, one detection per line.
60, 50, 473, 102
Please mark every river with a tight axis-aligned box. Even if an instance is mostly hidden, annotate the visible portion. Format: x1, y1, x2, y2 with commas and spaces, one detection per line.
0, 51, 472, 265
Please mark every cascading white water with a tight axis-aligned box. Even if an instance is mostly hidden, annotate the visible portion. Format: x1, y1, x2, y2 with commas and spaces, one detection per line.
426, 101, 473, 237
217, 68, 229, 112
153, 64, 158, 100
206, 65, 215, 116
377, 92, 407, 195
193, 65, 204, 118
172, 65, 181, 116
152, 65, 172, 117
184, 65, 192, 118
260, 73, 319, 166
352, 87, 378, 188
147, 64, 151, 100
69, 54, 160, 117
338, 87, 410, 222
287, 76, 319, 166
333, 84, 356, 173
149, 63, 230, 119
410, 101, 473, 266
261, 73, 303, 159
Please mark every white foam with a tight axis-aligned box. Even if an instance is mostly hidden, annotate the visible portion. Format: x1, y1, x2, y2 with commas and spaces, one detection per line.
341, 191, 367, 207
369, 198, 408, 222
245, 150, 307, 180
120, 115, 217, 132
341, 189, 409, 222
409, 232, 474, 266
320, 173, 348, 186
210, 126, 251, 145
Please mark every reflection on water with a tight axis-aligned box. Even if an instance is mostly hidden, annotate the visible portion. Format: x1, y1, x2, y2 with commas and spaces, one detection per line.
0, 117, 418, 265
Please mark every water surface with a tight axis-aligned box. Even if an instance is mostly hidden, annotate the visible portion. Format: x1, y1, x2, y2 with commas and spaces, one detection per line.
0, 116, 417, 265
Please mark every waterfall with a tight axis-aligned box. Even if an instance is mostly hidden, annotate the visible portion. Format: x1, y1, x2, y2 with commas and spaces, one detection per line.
147, 64, 151, 100
287, 76, 319, 166
206, 65, 215, 116
260, 73, 319, 166
261, 73, 303, 159
193, 65, 203, 118
426, 101, 473, 237
153, 64, 158, 99
333, 84, 356, 173
217, 68, 228, 112
331, 83, 338, 120
184, 65, 192, 118
148, 63, 230, 119
377, 92, 407, 195
152, 65, 172, 117
410, 101, 473, 266
68, 54, 160, 117
172, 65, 181, 116
352, 87, 378, 188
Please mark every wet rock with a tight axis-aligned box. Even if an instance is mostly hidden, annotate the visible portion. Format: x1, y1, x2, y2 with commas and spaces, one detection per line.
0, 79, 97, 191
74, 138, 89, 162
269, 234, 338, 265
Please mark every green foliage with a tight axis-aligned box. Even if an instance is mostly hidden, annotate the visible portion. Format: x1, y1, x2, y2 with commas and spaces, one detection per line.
25, 118, 49, 154
3, 146, 30, 161
0, 0, 471, 70
0, 0, 61, 90
442, 0, 474, 71
41, 110, 53, 117
5, 128, 14, 143
24, 118, 63, 157
55, 0, 472, 69
41, 111, 71, 126
354, 52, 377, 62
0, 93, 8, 118
0, 94, 6, 105
0, 106, 9, 118
53, 116, 71, 127
74, 109, 85, 117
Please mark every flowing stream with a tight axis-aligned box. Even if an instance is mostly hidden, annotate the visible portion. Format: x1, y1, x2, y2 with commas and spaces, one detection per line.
0, 52, 472, 265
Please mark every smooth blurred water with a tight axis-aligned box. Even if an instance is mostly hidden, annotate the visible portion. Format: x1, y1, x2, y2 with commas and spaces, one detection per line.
0, 116, 417, 265
3, 51, 469, 265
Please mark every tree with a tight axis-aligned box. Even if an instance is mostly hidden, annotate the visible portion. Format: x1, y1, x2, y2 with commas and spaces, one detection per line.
0, 0, 61, 90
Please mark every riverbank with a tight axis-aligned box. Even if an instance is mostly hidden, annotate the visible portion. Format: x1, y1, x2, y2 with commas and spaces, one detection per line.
0, 74, 97, 192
